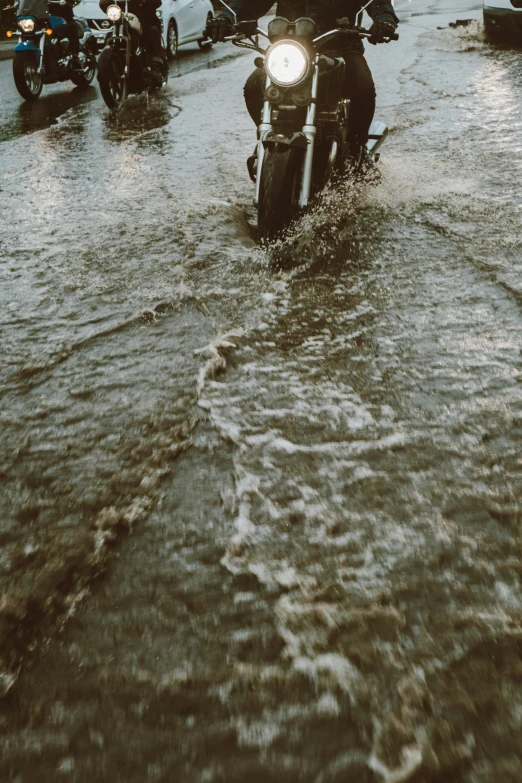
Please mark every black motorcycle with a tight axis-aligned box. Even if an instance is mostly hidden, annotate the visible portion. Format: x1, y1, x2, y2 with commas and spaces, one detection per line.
221, 15, 398, 240
6, 0, 97, 101
97, 0, 167, 109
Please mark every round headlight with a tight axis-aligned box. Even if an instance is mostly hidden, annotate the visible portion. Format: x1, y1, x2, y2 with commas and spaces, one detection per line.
266, 41, 309, 88
106, 4, 122, 22
18, 18, 35, 32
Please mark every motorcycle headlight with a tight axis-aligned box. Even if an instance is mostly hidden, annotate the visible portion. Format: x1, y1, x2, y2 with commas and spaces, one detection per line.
106, 4, 122, 22
266, 41, 309, 88
18, 18, 35, 32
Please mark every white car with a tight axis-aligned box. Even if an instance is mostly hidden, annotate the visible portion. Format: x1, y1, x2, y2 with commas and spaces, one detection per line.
74, 0, 214, 57
161, 0, 214, 59
483, 0, 522, 39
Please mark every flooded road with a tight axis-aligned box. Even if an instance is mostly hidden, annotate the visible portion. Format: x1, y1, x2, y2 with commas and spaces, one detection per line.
2, 1, 522, 780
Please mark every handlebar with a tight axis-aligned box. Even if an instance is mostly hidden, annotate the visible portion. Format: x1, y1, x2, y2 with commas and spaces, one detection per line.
314, 25, 399, 47
225, 23, 398, 46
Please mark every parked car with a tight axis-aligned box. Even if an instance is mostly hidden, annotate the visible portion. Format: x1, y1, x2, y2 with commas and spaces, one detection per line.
483, 0, 522, 40
74, 0, 214, 57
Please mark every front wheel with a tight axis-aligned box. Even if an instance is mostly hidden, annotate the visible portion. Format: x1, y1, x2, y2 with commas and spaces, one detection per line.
13, 51, 43, 101
97, 47, 127, 109
258, 146, 304, 242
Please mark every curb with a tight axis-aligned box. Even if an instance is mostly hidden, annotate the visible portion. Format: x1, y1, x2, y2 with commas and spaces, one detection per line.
0, 47, 15, 60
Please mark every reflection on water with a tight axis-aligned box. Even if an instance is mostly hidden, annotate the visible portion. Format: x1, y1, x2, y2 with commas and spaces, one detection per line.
0, 85, 97, 143
102, 93, 180, 144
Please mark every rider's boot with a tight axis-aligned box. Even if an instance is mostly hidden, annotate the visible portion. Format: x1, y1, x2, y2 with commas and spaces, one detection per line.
150, 56, 164, 88
246, 146, 258, 183
70, 54, 83, 70
246, 128, 261, 183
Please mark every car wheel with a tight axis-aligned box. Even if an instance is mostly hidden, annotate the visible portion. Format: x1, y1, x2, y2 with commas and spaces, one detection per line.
167, 20, 178, 59
198, 14, 213, 49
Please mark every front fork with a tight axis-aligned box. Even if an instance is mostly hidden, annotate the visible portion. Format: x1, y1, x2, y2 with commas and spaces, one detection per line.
254, 60, 319, 209
299, 62, 318, 207
111, 24, 131, 78
254, 73, 273, 208
38, 32, 45, 72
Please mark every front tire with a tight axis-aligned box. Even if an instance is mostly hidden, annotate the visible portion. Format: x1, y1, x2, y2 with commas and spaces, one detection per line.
258, 146, 304, 242
13, 51, 43, 101
97, 47, 127, 109
167, 21, 178, 59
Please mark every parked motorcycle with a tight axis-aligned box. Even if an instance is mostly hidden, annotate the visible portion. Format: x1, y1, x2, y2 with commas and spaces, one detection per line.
220, 14, 398, 240
5, 0, 97, 101
97, 0, 168, 109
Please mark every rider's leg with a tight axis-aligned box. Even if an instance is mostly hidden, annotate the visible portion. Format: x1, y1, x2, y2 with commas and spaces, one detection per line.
67, 23, 80, 55
137, 7, 165, 76
341, 52, 376, 157
52, 4, 80, 57
61, 6, 80, 55
143, 22, 164, 62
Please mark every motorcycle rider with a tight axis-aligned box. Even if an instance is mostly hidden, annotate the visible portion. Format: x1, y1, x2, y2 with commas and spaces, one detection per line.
49, 0, 81, 66
206, 0, 398, 160
99, 0, 165, 82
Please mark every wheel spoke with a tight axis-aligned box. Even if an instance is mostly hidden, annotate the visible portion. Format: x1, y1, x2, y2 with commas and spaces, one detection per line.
24, 58, 41, 94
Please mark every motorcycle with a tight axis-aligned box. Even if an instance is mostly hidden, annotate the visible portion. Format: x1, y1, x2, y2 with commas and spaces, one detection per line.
5, 0, 97, 101
97, 0, 168, 109
216, 9, 398, 240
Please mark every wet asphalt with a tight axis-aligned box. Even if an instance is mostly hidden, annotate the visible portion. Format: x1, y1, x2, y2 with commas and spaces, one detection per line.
2, 2, 522, 781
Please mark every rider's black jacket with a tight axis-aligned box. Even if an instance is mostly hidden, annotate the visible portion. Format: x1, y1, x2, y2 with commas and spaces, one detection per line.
49, 0, 80, 54
99, 0, 163, 58
220, 0, 398, 52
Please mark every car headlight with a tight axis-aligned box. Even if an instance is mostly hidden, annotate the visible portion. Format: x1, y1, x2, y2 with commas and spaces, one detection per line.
106, 4, 122, 22
18, 18, 35, 32
266, 41, 309, 88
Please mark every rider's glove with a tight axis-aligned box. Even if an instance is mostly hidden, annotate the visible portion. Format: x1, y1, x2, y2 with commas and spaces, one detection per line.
368, 16, 397, 45
205, 14, 235, 43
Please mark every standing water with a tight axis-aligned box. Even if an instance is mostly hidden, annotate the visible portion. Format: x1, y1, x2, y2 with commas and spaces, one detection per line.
1, 2, 522, 780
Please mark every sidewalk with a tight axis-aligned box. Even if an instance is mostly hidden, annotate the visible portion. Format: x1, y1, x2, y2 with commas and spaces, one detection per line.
0, 39, 15, 60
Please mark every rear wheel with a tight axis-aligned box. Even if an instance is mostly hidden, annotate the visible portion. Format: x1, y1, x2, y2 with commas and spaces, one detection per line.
258, 146, 304, 242
167, 21, 178, 59
13, 51, 43, 101
70, 53, 96, 88
97, 47, 127, 109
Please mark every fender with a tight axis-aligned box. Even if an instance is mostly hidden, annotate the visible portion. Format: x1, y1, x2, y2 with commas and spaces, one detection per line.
14, 39, 41, 60
262, 130, 308, 151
